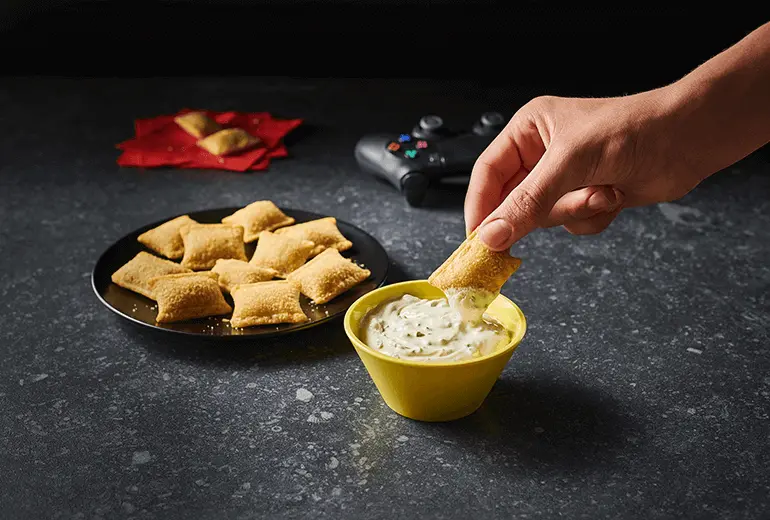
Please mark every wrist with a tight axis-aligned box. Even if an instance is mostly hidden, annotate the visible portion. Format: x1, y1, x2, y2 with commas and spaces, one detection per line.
633, 81, 724, 186
616, 85, 709, 190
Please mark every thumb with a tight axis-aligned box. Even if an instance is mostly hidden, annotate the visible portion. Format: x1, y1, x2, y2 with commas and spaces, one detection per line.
477, 148, 575, 250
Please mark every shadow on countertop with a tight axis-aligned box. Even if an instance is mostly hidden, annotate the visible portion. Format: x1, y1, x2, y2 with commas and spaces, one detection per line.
420, 178, 470, 210
281, 121, 318, 147
426, 376, 642, 473
119, 318, 354, 367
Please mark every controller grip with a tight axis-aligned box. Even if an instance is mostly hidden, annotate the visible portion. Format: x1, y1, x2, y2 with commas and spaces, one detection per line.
354, 134, 412, 192
401, 172, 430, 207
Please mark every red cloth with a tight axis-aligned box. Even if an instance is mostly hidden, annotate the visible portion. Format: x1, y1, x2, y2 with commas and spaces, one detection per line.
116, 109, 302, 172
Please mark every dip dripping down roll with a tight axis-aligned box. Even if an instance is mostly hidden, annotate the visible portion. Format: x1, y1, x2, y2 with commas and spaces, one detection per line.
428, 229, 522, 322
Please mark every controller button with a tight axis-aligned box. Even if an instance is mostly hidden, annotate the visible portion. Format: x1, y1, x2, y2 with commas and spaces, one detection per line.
398, 134, 412, 142
387, 142, 401, 152
404, 149, 419, 159
428, 152, 443, 163
415, 140, 428, 149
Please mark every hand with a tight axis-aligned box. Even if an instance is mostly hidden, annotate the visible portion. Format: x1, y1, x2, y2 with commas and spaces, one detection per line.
464, 90, 705, 251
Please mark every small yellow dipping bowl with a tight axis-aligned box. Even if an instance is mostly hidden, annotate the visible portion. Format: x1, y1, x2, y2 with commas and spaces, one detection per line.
343, 280, 527, 422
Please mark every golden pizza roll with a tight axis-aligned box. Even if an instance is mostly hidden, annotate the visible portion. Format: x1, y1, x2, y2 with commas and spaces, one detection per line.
211, 258, 278, 293
149, 271, 232, 323
230, 280, 308, 328
249, 230, 315, 277
221, 200, 295, 243
286, 248, 371, 305
174, 111, 221, 139
137, 214, 198, 260
111, 251, 192, 300
273, 217, 352, 257
428, 229, 521, 320
179, 223, 248, 271
196, 128, 261, 156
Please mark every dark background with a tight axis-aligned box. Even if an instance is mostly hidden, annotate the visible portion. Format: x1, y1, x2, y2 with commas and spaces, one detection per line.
1, 1, 768, 95
2, 4, 770, 520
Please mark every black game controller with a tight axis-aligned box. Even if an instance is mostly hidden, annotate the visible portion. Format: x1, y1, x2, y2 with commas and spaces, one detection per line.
354, 112, 507, 206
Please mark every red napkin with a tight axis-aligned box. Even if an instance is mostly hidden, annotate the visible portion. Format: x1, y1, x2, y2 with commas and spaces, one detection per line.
116, 109, 302, 172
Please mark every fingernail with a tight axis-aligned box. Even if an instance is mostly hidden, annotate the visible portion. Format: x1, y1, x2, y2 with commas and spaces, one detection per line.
587, 190, 614, 211
612, 188, 624, 207
479, 219, 513, 249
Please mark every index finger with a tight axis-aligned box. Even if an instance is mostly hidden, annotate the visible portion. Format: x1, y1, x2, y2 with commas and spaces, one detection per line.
464, 131, 522, 236
463, 116, 545, 235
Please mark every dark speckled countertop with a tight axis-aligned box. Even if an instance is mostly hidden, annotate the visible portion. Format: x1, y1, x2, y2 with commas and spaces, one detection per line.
1, 77, 769, 520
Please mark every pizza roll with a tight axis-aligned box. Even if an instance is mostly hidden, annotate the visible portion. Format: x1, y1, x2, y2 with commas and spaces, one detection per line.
137, 214, 198, 260
197, 128, 261, 156
273, 217, 352, 257
249, 230, 315, 277
221, 200, 295, 243
174, 111, 221, 139
428, 230, 522, 320
211, 258, 278, 293
111, 251, 192, 300
179, 223, 248, 271
286, 248, 371, 305
230, 280, 308, 328
149, 272, 233, 323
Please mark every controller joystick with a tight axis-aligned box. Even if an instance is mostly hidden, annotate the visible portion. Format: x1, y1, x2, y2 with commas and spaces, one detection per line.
473, 112, 506, 135
412, 115, 449, 139
354, 112, 507, 207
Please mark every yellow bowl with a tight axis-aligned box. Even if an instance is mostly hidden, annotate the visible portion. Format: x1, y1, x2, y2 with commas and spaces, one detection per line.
344, 279, 527, 422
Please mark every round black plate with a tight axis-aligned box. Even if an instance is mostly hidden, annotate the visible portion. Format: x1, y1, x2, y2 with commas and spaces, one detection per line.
92, 207, 389, 339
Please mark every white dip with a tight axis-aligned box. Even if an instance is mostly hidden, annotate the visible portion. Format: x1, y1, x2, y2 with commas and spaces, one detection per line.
360, 293, 510, 363
443, 287, 497, 323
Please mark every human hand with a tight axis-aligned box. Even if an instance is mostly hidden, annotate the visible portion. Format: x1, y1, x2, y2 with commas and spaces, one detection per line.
464, 90, 706, 251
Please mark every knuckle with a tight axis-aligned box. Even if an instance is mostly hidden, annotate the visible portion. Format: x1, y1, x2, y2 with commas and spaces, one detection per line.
515, 96, 558, 125
502, 184, 549, 228
473, 156, 508, 186
528, 95, 558, 111
557, 140, 600, 186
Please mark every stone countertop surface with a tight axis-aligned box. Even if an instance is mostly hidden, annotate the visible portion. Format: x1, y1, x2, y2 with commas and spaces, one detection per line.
1, 77, 768, 520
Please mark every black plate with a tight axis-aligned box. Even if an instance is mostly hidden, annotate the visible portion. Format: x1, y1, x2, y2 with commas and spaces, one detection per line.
92, 207, 389, 339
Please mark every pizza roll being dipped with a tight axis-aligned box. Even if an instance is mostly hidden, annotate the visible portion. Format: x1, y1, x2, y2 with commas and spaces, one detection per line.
197, 128, 261, 156
428, 230, 522, 323
211, 258, 278, 294
111, 251, 192, 300
149, 271, 232, 323
230, 280, 308, 328
221, 200, 295, 243
179, 223, 248, 271
273, 217, 352, 257
174, 111, 221, 139
249, 230, 315, 277
137, 214, 198, 260
286, 248, 371, 305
